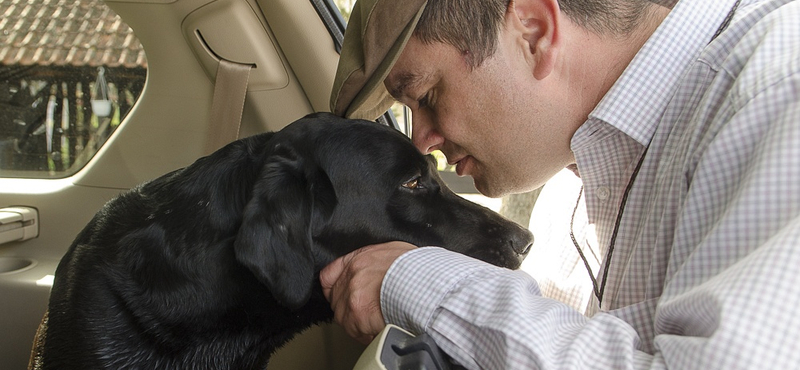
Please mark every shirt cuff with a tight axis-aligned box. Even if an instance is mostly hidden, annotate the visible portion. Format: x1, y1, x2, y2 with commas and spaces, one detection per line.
380, 246, 501, 335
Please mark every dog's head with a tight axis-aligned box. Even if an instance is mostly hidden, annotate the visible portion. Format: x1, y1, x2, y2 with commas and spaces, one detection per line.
234, 113, 532, 310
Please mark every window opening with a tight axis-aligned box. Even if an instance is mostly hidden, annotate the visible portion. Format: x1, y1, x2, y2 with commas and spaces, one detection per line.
0, 0, 147, 178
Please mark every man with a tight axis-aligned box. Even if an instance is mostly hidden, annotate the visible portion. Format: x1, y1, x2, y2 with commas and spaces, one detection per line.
322, 0, 800, 368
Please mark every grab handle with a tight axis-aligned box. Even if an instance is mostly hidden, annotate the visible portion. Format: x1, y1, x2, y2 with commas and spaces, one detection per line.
0, 207, 39, 246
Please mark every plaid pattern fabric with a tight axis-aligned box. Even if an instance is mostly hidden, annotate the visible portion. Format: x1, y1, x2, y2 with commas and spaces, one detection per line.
381, 0, 800, 368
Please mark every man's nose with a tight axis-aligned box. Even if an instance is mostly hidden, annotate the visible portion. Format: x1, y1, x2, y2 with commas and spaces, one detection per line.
410, 110, 444, 154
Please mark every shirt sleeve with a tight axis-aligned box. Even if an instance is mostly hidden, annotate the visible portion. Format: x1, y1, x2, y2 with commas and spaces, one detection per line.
381, 247, 649, 369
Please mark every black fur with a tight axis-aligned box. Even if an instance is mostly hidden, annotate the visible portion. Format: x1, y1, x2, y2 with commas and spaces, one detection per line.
41, 113, 532, 370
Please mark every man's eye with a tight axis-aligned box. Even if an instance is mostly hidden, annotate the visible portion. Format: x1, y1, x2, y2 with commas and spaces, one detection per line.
418, 95, 429, 108
402, 178, 420, 189
417, 92, 433, 109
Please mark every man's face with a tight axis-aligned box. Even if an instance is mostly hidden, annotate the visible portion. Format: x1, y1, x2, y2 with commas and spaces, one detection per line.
385, 34, 577, 197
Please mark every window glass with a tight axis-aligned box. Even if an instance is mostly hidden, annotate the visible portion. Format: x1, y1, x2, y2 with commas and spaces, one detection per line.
0, 0, 147, 178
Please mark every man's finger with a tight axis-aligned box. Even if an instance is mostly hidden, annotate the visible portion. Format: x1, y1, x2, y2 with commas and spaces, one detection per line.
320, 256, 346, 301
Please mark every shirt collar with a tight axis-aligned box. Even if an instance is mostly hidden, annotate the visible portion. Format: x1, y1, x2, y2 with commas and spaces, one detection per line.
588, 0, 742, 146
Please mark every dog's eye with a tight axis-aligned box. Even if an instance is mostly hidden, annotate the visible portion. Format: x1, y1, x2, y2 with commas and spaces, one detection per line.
402, 178, 421, 190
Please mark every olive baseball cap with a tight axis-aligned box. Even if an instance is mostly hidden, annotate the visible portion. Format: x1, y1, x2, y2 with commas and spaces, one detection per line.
330, 0, 428, 120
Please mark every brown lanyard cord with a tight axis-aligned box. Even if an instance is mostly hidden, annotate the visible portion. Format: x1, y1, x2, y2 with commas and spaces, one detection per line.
570, 0, 740, 308
570, 145, 649, 307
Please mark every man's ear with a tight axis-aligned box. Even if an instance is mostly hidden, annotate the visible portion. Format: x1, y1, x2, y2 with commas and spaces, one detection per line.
234, 144, 336, 310
506, 0, 561, 80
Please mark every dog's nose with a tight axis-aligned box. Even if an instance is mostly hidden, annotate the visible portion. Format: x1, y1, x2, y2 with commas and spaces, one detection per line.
518, 241, 533, 256
511, 228, 534, 256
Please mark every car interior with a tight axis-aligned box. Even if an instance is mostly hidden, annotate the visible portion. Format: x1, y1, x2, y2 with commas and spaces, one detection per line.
0, 0, 540, 368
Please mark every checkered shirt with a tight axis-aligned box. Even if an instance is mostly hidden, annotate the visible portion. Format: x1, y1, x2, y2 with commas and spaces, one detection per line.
380, 0, 800, 368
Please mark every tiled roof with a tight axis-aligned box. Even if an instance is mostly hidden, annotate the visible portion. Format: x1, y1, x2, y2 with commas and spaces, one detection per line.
0, 0, 147, 68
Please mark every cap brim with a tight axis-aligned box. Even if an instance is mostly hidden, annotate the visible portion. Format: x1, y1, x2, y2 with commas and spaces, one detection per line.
330, 0, 428, 120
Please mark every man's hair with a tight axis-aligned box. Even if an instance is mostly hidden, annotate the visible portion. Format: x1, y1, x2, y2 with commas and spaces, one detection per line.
414, 0, 656, 67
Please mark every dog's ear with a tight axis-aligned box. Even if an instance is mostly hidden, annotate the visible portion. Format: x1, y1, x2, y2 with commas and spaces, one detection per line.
234, 144, 335, 310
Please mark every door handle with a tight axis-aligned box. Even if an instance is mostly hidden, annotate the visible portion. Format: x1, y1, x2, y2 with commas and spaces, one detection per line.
0, 207, 39, 246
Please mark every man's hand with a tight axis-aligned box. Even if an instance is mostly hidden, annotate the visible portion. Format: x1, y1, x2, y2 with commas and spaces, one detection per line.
320, 242, 417, 344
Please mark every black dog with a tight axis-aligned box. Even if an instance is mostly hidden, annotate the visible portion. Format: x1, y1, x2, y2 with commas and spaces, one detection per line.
32, 113, 532, 370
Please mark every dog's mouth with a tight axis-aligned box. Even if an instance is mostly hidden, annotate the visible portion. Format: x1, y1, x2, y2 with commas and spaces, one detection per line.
471, 249, 527, 270
466, 238, 532, 270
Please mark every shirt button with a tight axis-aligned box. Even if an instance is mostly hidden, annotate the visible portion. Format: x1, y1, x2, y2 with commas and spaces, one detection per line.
596, 186, 610, 201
